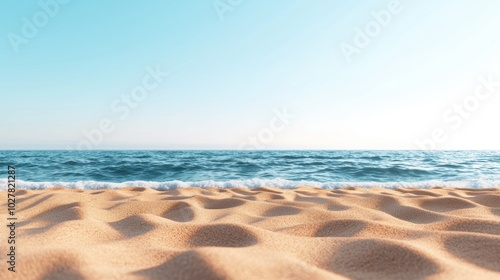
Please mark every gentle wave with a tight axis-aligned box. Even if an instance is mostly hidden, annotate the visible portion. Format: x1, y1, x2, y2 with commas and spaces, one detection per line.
2, 178, 499, 190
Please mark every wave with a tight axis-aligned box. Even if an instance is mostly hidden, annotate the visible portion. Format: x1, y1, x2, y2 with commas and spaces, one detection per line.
1, 178, 499, 190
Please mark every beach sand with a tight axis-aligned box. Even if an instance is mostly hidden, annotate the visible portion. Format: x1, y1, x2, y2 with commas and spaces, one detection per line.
1, 186, 500, 279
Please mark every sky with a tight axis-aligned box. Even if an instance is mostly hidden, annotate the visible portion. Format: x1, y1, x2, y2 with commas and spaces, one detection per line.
1, 0, 500, 150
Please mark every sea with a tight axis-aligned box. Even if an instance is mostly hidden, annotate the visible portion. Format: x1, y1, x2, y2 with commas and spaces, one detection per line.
1, 150, 500, 190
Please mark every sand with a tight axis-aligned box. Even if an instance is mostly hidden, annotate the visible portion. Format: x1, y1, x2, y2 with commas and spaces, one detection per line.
1, 186, 500, 280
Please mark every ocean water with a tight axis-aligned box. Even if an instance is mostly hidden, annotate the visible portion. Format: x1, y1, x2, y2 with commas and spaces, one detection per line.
1, 150, 500, 189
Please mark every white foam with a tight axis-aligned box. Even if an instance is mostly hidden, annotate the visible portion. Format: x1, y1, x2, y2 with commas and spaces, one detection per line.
1, 178, 499, 190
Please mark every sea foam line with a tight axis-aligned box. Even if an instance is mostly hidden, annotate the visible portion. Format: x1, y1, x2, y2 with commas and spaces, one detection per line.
1, 178, 499, 190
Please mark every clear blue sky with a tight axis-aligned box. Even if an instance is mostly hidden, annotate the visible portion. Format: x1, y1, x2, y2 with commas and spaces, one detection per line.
1, 0, 500, 150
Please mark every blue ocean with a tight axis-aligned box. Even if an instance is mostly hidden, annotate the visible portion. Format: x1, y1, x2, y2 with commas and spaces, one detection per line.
1, 150, 500, 189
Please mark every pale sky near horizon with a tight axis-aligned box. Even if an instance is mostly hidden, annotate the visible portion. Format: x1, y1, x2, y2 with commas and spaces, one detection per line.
1, 0, 500, 150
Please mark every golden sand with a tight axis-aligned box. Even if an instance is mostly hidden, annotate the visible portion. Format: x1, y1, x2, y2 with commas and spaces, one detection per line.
1, 186, 500, 279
